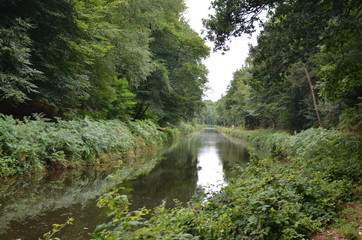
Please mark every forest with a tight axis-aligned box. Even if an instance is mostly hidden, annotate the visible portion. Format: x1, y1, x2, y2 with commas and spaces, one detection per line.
0, 0, 361, 239
203, 0, 361, 133
0, 0, 209, 124
1, 0, 361, 131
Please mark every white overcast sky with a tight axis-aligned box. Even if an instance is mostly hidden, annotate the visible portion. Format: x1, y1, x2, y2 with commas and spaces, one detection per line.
184, 0, 262, 102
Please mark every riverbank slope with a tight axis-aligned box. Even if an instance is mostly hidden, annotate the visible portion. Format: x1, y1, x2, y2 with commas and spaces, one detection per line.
93, 127, 361, 239
0, 114, 199, 177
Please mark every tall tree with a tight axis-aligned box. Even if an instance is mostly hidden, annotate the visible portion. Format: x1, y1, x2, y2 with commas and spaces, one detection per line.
0, 0, 109, 114
206, 0, 361, 131
0, 18, 40, 104
0, 0, 210, 124
133, 0, 210, 124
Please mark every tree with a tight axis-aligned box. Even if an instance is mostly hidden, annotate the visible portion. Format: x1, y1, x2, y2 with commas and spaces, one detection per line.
0, 0, 210, 124
0, 18, 40, 104
206, 0, 362, 131
0, 0, 109, 112
133, 0, 210, 124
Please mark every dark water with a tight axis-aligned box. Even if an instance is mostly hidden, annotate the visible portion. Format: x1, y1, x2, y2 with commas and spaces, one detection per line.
0, 128, 268, 240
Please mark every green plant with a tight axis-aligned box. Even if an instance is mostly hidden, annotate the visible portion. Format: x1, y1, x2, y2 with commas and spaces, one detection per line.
40, 217, 74, 240
93, 127, 361, 239
339, 224, 360, 240
338, 106, 362, 132
0, 114, 201, 177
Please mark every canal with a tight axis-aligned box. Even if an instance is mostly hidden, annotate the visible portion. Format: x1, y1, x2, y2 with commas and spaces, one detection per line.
0, 128, 268, 239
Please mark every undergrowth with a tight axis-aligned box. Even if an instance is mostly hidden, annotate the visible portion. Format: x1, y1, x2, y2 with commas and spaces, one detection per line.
0, 114, 199, 177
93, 128, 361, 240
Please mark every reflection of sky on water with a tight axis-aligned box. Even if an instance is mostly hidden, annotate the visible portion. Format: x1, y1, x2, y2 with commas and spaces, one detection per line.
0, 128, 269, 240
196, 146, 226, 193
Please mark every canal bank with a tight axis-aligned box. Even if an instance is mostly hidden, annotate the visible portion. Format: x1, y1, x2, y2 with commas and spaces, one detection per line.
93, 128, 361, 240
0, 128, 262, 240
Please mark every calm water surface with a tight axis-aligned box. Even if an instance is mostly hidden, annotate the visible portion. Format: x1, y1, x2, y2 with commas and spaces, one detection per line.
0, 128, 268, 240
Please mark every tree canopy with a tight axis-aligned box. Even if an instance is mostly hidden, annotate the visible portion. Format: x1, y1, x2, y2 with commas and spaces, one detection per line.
0, 0, 209, 124
205, 0, 361, 132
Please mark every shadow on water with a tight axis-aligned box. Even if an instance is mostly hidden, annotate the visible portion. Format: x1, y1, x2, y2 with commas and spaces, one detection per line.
0, 128, 269, 240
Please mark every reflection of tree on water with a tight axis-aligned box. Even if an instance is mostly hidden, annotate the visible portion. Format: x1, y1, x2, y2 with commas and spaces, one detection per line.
119, 128, 264, 210
0, 128, 264, 240
215, 132, 271, 180
193, 128, 252, 191
216, 139, 250, 179
195, 128, 255, 183
122, 137, 200, 209
0, 167, 114, 238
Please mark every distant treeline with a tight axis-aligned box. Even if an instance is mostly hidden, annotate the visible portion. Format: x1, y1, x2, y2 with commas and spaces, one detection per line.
0, 0, 209, 125
202, 0, 361, 132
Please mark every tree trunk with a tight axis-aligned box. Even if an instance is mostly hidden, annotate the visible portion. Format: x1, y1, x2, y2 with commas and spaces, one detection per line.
302, 63, 322, 127
134, 103, 148, 120
138, 105, 149, 119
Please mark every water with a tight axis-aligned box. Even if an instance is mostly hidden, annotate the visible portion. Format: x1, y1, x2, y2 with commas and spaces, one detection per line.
0, 128, 268, 240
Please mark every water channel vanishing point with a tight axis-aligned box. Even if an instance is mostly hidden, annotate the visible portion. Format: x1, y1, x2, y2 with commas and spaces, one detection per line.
0, 128, 268, 240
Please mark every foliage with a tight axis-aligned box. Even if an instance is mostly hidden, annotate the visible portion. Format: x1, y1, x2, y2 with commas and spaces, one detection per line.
204, 0, 276, 52
0, 0, 209, 125
40, 218, 74, 240
93, 128, 361, 239
335, 202, 362, 240
222, 128, 290, 157
0, 18, 40, 103
205, 0, 362, 132
0, 114, 199, 177
104, 78, 135, 121
224, 127, 362, 183
211, 65, 318, 130
196, 100, 217, 125
127, 120, 167, 149
312, 186, 362, 240
133, 3, 210, 124
337, 106, 362, 132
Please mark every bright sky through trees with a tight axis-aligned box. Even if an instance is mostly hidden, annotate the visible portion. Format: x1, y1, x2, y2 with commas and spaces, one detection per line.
184, 0, 262, 101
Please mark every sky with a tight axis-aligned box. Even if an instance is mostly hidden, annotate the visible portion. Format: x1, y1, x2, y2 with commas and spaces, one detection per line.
184, 0, 262, 102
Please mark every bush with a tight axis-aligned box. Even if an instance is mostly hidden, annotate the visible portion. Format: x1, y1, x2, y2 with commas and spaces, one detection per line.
290, 129, 361, 182
127, 120, 166, 148
338, 106, 362, 132
93, 127, 361, 239
222, 127, 362, 183
222, 128, 291, 156
0, 115, 202, 177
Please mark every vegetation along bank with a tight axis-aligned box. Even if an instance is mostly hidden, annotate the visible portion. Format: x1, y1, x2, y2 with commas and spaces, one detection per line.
0, 114, 200, 177
93, 127, 361, 240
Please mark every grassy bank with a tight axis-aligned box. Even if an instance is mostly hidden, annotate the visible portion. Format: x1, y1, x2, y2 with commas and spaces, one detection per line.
0, 114, 199, 177
221, 128, 361, 183
93, 128, 361, 240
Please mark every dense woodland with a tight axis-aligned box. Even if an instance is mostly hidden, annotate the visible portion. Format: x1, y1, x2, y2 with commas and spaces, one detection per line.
203, 0, 361, 132
0, 0, 361, 239
0, 0, 209, 124
1, 0, 360, 131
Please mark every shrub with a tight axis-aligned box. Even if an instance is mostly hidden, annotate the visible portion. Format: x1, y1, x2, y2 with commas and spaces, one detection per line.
0, 115, 202, 177
288, 128, 362, 183
93, 127, 361, 239
221, 128, 291, 156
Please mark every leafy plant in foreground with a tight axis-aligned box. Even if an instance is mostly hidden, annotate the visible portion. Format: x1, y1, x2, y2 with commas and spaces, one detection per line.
93, 128, 361, 239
